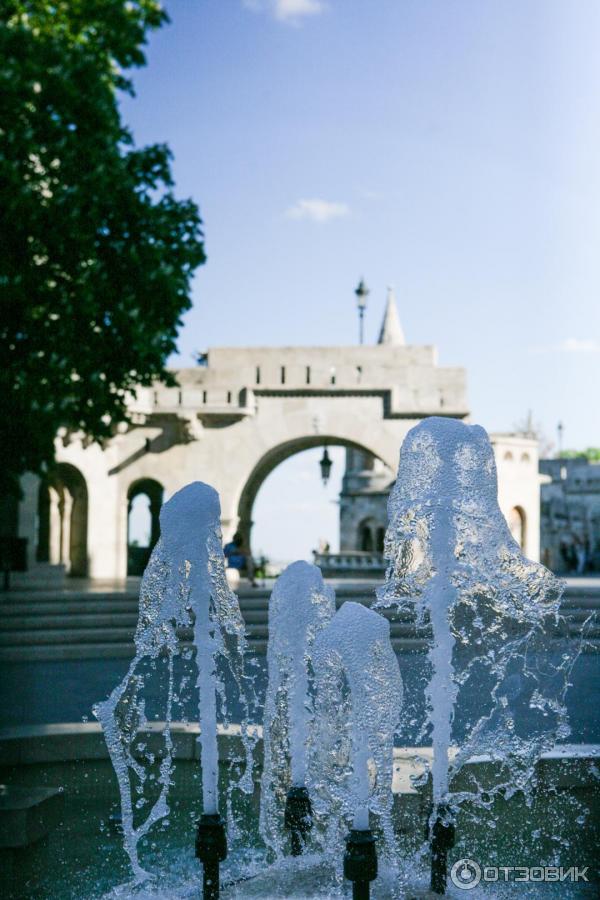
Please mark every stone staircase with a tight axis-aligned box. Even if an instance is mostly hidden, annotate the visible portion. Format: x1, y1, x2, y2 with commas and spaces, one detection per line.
0, 583, 598, 662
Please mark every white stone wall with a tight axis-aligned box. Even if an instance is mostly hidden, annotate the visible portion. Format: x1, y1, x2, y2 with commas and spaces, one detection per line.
18, 343, 470, 581
491, 434, 540, 561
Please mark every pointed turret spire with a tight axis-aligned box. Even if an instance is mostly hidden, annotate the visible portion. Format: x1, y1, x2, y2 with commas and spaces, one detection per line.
377, 286, 405, 345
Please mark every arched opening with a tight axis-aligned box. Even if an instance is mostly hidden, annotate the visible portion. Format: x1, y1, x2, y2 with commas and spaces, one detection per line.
248, 446, 345, 567
237, 436, 393, 575
36, 464, 88, 576
508, 505, 526, 551
127, 479, 163, 575
359, 518, 375, 551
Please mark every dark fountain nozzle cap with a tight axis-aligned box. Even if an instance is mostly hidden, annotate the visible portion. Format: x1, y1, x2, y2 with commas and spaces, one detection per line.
429, 802, 456, 850
284, 785, 313, 834
344, 829, 378, 884
195, 812, 228, 864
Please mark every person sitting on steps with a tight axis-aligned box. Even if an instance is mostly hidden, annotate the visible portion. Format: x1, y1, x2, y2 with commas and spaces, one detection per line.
224, 532, 257, 586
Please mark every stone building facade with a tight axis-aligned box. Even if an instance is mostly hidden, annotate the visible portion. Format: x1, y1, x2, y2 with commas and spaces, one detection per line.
15, 291, 540, 582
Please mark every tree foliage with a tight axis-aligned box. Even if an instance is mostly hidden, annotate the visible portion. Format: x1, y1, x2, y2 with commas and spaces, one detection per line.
562, 448, 600, 462
0, 1, 205, 500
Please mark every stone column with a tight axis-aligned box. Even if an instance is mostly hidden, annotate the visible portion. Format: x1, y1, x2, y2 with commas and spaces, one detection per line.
48, 486, 62, 566
60, 489, 73, 571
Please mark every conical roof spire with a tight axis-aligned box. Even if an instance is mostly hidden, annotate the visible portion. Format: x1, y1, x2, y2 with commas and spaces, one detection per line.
377, 286, 405, 345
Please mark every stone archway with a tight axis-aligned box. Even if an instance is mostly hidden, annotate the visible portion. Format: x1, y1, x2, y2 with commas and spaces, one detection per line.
235, 435, 389, 557
37, 463, 88, 576
22, 334, 471, 580
127, 478, 164, 575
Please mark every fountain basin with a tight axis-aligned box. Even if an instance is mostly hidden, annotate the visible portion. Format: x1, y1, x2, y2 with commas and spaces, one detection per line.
0, 724, 598, 898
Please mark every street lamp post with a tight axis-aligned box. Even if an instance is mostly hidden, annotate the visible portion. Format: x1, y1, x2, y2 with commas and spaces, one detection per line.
557, 421, 564, 458
354, 279, 369, 345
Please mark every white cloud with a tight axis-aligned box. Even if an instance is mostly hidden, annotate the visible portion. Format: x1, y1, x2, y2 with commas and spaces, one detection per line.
244, 0, 326, 24
530, 337, 600, 354
275, 0, 325, 21
560, 337, 600, 353
286, 198, 350, 223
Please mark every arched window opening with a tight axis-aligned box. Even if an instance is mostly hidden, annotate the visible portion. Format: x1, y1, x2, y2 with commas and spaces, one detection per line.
359, 518, 376, 552
376, 527, 385, 553
361, 526, 373, 551
127, 479, 164, 575
129, 495, 152, 546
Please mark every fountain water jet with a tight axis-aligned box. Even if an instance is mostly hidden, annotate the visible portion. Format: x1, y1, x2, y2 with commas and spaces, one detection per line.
86, 424, 597, 900
259, 561, 336, 858
376, 417, 580, 892
94, 482, 255, 893
311, 602, 402, 898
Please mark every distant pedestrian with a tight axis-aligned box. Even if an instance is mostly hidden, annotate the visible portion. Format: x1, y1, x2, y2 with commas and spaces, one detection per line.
224, 532, 257, 586
575, 539, 587, 575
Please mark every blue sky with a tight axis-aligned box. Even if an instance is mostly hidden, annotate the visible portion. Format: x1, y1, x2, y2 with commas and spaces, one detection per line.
123, 0, 600, 559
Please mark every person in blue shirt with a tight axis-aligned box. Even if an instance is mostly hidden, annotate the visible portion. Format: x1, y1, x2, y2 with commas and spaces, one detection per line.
224, 532, 257, 585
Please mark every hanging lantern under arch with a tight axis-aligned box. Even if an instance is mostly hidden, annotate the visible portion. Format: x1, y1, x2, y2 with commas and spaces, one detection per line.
319, 448, 333, 486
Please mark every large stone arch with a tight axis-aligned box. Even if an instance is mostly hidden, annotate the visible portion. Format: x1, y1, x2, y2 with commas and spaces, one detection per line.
234, 434, 391, 555
18, 340, 473, 580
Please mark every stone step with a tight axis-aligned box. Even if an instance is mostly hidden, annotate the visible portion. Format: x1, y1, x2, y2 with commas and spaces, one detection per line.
0, 603, 592, 636
0, 591, 139, 604
0, 643, 138, 661
0, 604, 593, 630
560, 598, 600, 610
0, 596, 274, 613
2, 634, 598, 663
0, 612, 140, 631
0, 619, 595, 652
2, 592, 596, 611
0, 610, 268, 634
0, 627, 136, 646
0, 600, 139, 617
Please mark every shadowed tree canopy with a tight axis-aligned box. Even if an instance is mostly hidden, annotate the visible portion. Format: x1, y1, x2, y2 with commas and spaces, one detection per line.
0, 1, 205, 507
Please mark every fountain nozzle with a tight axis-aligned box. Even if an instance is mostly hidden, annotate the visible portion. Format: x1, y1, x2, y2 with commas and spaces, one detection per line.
196, 813, 227, 900
428, 803, 456, 895
344, 828, 378, 900
284, 786, 313, 856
